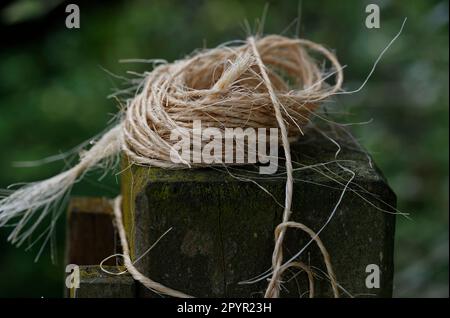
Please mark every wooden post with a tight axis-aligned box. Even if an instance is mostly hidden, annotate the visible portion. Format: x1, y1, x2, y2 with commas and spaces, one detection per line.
69, 265, 135, 298
120, 130, 396, 298
65, 197, 136, 298
65, 197, 117, 266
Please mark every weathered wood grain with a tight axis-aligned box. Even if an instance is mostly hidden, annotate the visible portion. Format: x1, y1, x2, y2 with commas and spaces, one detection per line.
121, 130, 396, 298
70, 265, 136, 298
65, 197, 118, 266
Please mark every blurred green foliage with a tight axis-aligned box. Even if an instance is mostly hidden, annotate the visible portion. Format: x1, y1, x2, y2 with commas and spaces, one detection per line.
0, 0, 448, 297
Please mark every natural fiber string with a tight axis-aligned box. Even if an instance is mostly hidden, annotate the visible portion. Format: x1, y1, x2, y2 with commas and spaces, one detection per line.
112, 195, 192, 298
0, 34, 345, 297
248, 36, 341, 297
111, 195, 338, 298
248, 36, 295, 298
0, 125, 122, 246
274, 221, 339, 298
280, 261, 315, 298
121, 35, 343, 168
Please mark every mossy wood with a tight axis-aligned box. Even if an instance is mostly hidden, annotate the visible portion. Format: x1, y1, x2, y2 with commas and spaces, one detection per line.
70, 266, 136, 298
65, 198, 135, 298
121, 130, 396, 298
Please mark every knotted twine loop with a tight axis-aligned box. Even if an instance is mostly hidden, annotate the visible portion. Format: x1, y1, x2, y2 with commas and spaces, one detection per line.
0, 34, 343, 297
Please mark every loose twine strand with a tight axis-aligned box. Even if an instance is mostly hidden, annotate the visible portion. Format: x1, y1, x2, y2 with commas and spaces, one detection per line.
112, 196, 192, 298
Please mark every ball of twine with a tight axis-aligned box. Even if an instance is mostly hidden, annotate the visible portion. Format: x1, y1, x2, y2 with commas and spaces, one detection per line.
122, 35, 343, 167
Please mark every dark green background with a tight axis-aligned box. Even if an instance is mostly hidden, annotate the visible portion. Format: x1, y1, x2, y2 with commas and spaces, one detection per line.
0, 0, 448, 297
